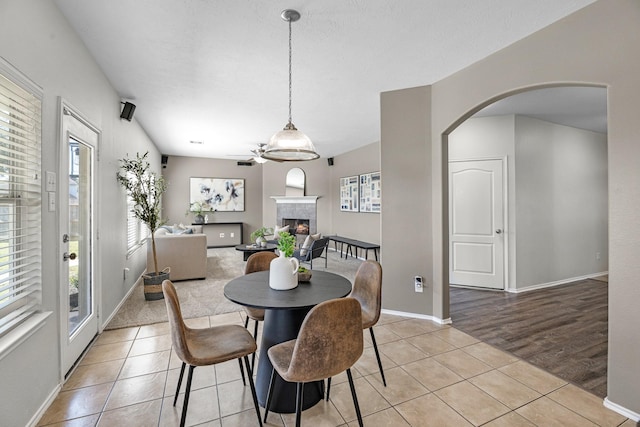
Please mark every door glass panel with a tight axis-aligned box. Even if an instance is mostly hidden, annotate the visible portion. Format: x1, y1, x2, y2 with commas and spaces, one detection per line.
68, 137, 92, 336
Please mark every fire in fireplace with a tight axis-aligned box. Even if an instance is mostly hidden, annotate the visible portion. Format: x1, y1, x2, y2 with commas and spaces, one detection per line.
283, 218, 310, 235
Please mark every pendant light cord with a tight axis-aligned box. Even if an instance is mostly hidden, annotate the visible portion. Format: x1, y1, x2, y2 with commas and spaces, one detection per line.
288, 17, 293, 125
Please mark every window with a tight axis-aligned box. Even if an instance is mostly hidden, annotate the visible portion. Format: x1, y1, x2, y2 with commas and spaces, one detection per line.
126, 183, 149, 256
0, 67, 42, 338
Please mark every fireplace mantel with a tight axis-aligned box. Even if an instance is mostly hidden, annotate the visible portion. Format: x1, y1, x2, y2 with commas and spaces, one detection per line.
270, 196, 320, 204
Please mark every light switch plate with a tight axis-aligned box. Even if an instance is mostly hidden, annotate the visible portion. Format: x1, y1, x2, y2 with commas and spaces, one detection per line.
48, 192, 56, 212
46, 171, 56, 192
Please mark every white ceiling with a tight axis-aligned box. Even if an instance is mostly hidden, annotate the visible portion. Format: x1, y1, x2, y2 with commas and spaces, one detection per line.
53, 0, 601, 160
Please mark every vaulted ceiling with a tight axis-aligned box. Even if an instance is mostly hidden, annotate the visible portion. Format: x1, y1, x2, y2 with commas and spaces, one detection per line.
54, 0, 601, 160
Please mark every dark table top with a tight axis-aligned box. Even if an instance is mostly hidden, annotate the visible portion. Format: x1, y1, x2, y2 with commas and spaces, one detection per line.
234, 243, 277, 252
224, 270, 352, 310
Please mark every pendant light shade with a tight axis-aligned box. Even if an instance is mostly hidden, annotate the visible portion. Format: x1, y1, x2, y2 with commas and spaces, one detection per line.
263, 9, 319, 162
266, 122, 319, 161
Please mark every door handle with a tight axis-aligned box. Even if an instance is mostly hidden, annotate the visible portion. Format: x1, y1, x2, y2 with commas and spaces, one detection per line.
63, 252, 77, 261
495, 229, 502, 234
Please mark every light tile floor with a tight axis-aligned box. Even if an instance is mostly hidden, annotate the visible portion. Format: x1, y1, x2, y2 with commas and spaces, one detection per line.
38, 312, 632, 426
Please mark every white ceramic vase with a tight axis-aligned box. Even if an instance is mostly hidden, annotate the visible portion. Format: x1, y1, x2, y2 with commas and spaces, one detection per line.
269, 252, 299, 290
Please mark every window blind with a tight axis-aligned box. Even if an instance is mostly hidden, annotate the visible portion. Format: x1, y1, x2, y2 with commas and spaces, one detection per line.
126, 191, 149, 256
0, 72, 42, 337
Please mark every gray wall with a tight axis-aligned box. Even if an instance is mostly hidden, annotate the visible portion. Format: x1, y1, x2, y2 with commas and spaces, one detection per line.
329, 142, 381, 244
380, 86, 434, 315
381, 0, 640, 414
514, 116, 608, 288
161, 156, 263, 243
0, 1, 160, 426
449, 115, 608, 291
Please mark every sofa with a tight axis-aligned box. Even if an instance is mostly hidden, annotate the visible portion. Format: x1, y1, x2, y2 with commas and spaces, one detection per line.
146, 225, 207, 281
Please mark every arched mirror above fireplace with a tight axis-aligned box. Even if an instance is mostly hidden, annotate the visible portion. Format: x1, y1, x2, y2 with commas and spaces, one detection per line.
285, 167, 305, 197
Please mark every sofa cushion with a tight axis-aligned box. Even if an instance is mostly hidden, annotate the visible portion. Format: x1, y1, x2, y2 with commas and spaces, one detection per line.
300, 233, 321, 256
155, 224, 201, 236
274, 224, 289, 239
174, 228, 193, 234
155, 226, 173, 236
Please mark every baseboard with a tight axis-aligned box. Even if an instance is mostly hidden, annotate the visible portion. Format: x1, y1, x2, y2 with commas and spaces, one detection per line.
101, 274, 143, 330
28, 384, 61, 427
604, 397, 640, 422
381, 308, 451, 325
507, 271, 609, 294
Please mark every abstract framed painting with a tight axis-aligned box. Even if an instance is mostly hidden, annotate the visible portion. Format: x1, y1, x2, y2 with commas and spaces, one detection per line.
189, 177, 245, 212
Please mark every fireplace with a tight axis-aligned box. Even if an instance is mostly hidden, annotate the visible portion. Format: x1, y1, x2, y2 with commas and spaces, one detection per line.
283, 218, 310, 235
272, 196, 319, 241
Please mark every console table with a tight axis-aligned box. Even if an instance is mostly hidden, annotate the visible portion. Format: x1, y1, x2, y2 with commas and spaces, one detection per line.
194, 222, 243, 247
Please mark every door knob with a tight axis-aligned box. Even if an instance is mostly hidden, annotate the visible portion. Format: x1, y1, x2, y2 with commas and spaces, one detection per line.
495, 229, 502, 234
63, 252, 77, 261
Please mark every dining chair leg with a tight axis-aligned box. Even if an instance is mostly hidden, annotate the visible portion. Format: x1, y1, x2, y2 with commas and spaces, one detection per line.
244, 315, 249, 329
369, 327, 387, 386
263, 368, 277, 423
325, 377, 332, 401
346, 368, 363, 427
251, 319, 259, 370
295, 382, 304, 427
238, 358, 246, 386
173, 362, 186, 406
180, 365, 196, 427
243, 355, 263, 427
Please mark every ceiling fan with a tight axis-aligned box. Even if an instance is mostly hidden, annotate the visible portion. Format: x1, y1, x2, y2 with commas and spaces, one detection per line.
250, 143, 270, 163
227, 143, 282, 164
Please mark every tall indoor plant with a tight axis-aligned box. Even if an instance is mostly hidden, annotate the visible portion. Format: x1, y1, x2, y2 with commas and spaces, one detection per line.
117, 152, 168, 300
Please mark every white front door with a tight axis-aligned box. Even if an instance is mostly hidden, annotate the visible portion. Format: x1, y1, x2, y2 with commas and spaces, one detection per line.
449, 159, 505, 289
60, 102, 100, 375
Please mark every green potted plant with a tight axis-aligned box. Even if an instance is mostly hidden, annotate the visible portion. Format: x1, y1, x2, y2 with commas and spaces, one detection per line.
276, 231, 296, 257
250, 226, 273, 246
269, 231, 300, 290
117, 152, 168, 300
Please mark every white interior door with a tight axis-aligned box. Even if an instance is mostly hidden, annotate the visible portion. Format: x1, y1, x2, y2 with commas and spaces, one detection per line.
60, 103, 100, 375
449, 159, 505, 289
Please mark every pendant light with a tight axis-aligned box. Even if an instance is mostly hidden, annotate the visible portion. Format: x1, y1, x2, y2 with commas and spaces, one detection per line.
263, 9, 319, 161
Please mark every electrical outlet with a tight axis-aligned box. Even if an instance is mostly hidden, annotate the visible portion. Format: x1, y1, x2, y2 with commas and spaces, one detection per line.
414, 275, 423, 293
219, 233, 225, 238
230, 232, 234, 238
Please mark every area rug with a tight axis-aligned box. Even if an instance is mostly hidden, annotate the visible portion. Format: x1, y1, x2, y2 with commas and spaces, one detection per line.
106, 247, 362, 330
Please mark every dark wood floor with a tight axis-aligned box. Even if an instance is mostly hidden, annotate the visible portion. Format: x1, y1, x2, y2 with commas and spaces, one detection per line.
450, 277, 608, 397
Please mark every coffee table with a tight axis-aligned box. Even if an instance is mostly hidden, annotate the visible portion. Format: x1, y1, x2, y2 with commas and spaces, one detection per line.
234, 243, 277, 261
224, 270, 352, 413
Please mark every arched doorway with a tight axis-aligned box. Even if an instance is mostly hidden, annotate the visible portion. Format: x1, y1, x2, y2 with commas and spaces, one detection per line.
443, 84, 609, 397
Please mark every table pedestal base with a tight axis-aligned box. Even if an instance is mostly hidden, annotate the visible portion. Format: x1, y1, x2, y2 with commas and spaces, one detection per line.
256, 308, 324, 413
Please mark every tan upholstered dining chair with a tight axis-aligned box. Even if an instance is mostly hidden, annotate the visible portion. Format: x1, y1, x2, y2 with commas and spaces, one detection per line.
243, 251, 278, 368
326, 260, 385, 402
163, 280, 262, 427
263, 297, 364, 427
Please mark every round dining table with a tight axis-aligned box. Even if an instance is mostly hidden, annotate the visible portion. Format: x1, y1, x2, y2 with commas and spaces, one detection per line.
224, 270, 352, 413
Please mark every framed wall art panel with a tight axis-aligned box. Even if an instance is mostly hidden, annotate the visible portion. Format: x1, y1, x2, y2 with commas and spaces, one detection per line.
189, 177, 245, 212
340, 175, 359, 212
359, 171, 381, 213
